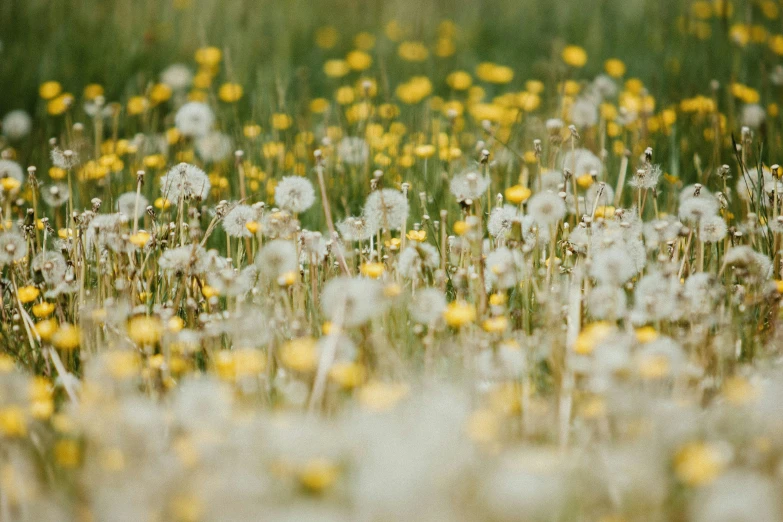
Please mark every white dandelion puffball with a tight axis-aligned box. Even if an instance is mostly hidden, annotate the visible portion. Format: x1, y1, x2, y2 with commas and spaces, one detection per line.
175, 101, 214, 138
449, 171, 490, 203
561, 148, 601, 177
2, 110, 32, 140
160, 162, 211, 202
196, 131, 233, 162
362, 188, 409, 232
222, 204, 257, 238
116, 192, 149, 219
274, 176, 316, 213
337, 136, 370, 166
161, 63, 193, 90
528, 191, 566, 227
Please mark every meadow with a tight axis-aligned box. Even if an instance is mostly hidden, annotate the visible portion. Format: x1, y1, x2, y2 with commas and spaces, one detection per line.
1, 0, 783, 520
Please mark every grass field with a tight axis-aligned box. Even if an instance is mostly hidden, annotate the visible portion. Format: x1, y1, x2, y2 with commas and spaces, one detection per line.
1, 0, 783, 520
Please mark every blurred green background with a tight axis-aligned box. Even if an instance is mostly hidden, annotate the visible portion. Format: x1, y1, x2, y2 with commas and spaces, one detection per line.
0, 0, 771, 115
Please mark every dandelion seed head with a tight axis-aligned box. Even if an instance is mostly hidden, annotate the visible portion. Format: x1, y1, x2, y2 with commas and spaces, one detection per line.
160, 162, 211, 202
174, 101, 214, 138
274, 176, 316, 214
222, 204, 257, 238
116, 192, 149, 219
409, 287, 446, 324
1, 110, 32, 140
363, 188, 409, 232
528, 191, 567, 227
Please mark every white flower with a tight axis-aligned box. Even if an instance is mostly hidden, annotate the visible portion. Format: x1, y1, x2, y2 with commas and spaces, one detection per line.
592, 74, 618, 99
561, 148, 601, 177
321, 276, 385, 327
588, 284, 627, 320
409, 288, 446, 324
741, 104, 766, 129
487, 205, 519, 238
628, 164, 662, 190
0, 160, 24, 183
590, 245, 637, 286
116, 192, 148, 219
41, 183, 69, 207
222, 204, 257, 238
736, 167, 783, 201
363, 188, 409, 232
174, 102, 214, 137
678, 195, 718, 223
337, 216, 374, 241
546, 118, 564, 133
1, 110, 32, 140
699, 214, 727, 243
161, 163, 211, 202
337, 137, 369, 166
196, 131, 233, 162
159, 245, 207, 275
632, 272, 681, 323
50, 148, 79, 169
528, 191, 566, 227
398, 244, 439, 279
584, 182, 614, 210
449, 171, 490, 203
161, 63, 193, 90
569, 98, 598, 128
85, 213, 125, 253
0, 231, 27, 265
255, 239, 298, 282
31, 251, 67, 285
693, 471, 780, 522
485, 247, 523, 289
274, 176, 316, 213
261, 210, 300, 239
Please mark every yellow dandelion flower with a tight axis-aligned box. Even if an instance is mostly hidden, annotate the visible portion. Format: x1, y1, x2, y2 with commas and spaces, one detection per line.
562, 45, 588, 67
39, 81, 62, 100
360, 262, 385, 278
218, 82, 243, 102
443, 301, 476, 328
280, 337, 318, 373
